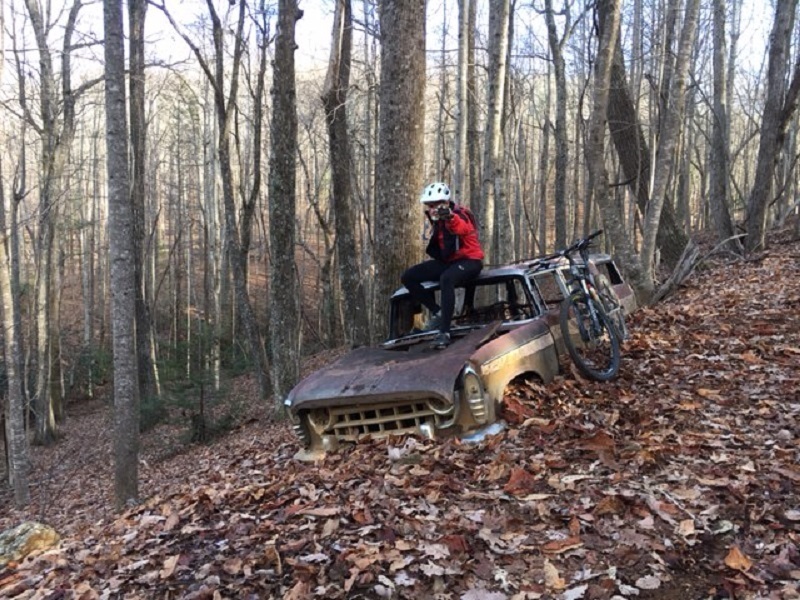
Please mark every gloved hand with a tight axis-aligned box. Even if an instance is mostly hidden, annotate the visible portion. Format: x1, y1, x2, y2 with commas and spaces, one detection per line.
436, 206, 453, 220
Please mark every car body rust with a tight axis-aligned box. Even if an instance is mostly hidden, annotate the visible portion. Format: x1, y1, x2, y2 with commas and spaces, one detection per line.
286, 253, 636, 460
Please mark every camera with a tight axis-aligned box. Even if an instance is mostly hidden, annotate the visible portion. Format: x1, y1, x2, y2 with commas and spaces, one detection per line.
436, 206, 453, 220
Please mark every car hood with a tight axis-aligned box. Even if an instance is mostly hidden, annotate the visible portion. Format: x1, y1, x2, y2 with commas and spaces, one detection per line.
286, 325, 499, 411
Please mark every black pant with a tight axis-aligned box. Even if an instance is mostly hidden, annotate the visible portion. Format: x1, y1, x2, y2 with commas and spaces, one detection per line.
401, 259, 483, 333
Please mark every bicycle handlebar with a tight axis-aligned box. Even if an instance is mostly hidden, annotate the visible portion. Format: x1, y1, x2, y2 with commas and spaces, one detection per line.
538, 229, 603, 263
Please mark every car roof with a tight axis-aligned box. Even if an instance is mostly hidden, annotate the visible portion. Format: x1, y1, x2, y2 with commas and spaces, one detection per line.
391, 253, 614, 298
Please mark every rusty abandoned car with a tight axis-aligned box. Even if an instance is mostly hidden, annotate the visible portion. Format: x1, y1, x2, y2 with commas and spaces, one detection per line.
286, 234, 637, 460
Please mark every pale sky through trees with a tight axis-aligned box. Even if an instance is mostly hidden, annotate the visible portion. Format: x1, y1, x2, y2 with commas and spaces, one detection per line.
0, 0, 773, 85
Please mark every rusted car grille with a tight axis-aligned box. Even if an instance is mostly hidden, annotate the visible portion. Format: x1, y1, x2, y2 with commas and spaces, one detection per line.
325, 401, 445, 441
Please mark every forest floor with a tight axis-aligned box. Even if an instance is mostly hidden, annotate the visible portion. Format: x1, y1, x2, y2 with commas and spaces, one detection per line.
1, 226, 799, 600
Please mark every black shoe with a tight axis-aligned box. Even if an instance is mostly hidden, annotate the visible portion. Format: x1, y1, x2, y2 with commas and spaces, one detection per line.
432, 332, 450, 349
425, 311, 442, 331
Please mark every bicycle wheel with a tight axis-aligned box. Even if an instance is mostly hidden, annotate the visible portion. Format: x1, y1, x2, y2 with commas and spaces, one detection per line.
595, 274, 628, 341
559, 296, 621, 381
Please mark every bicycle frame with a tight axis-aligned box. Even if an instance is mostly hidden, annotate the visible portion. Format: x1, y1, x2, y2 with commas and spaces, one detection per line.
550, 239, 605, 332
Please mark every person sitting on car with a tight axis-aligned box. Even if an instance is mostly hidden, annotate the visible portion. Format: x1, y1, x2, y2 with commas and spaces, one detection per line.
401, 182, 485, 348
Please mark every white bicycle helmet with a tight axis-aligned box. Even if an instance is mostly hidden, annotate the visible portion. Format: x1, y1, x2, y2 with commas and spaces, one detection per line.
419, 182, 451, 204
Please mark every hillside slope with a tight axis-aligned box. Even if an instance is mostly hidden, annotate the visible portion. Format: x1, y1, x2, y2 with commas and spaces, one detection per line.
2, 229, 799, 599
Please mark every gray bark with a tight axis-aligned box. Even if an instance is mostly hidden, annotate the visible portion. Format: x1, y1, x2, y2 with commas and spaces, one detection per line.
641, 0, 701, 292
481, 0, 511, 263
23, 0, 81, 444
597, 0, 690, 268
374, 0, 426, 340
269, 0, 301, 404
544, 0, 569, 249
104, 0, 141, 508
590, 0, 649, 302
745, 0, 800, 252
0, 158, 30, 507
466, 0, 481, 212
322, 0, 370, 347
129, 0, 160, 402
709, 0, 739, 252
238, 2, 270, 290
454, 0, 471, 200
1, 6, 30, 505
538, 75, 551, 252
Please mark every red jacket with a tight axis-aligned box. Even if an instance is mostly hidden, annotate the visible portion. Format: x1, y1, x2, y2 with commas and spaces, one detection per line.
426, 204, 484, 263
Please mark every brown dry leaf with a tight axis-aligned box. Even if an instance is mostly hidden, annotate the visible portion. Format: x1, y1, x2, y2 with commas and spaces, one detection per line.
438, 534, 470, 554
486, 462, 510, 482
322, 517, 339, 538
724, 545, 753, 571
578, 430, 616, 452
500, 396, 536, 425
503, 467, 538, 496
298, 506, 339, 517
594, 495, 625, 516
696, 388, 723, 401
265, 545, 282, 575
542, 535, 583, 554
223, 557, 242, 575
543, 558, 566, 590
568, 516, 581, 536
284, 580, 311, 600
739, 351, 763, 364
159, 554, 180, 579
163, 511, 180, 532
677, 519, 696, 537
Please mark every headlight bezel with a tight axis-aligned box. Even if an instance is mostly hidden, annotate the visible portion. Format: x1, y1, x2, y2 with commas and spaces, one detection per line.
461, 364, 489, 424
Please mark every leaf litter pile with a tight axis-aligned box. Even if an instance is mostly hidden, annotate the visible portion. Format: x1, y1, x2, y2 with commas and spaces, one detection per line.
1, 230, 799, 600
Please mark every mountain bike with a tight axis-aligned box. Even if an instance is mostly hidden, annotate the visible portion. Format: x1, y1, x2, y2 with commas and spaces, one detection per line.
550, 230, 623, 381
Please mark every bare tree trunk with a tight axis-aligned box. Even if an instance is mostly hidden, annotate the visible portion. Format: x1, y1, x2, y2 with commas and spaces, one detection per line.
538, 73, 551, 252
589, 0, 650, 302
466, 0, 481, 212
269, 0, 301, 405
129, 0, 159, 402
104, 0, 140, 508
0, 137, 31, 506
544, 0, 570, 248
434, 1, 449, 179
374, 0, 426, 341
322, 0, 370, 347
81, 134, 98, 397
709, 0, 740, 253
202, 81, 222, 390
745, 0, 800, 252
22, 0, 90, 445
641, 0, 701, 292
454, 0, 471, 199
482, 0, 511, 263
597, 0, 690, 268
239, 1, 270, 291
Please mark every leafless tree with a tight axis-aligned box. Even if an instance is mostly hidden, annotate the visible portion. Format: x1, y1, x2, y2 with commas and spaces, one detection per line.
129, 0, 160, 402
482, 0, 511, 263
156, 0, 271, 400
104, 0, 141, 507
745, 0, 800, 253
322, 0, 370, 347
640, 0, 701, 294
543, 0, 571, 248
708, 0, 740, 253
21, 0, 98, 444
374, 0, 426, 340
269, 0, 302, 405
0, 2, 30, 504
